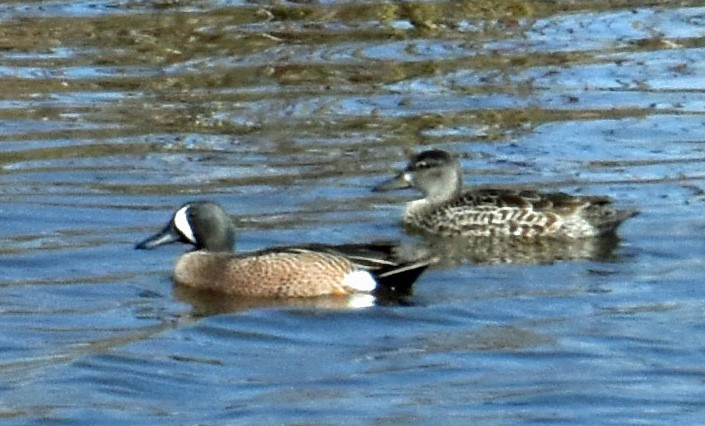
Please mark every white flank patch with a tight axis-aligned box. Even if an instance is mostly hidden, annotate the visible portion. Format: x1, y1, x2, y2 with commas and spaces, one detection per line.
174, 205, 197, 244
347, 294, 376, 309
341, 270, 377, 293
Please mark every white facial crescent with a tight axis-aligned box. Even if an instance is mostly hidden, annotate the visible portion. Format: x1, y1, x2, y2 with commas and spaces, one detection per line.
173, 205, 197, 244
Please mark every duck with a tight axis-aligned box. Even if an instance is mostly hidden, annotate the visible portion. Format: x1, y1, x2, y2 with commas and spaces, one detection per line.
135, 200, 433, 298
373, 149, 637, 239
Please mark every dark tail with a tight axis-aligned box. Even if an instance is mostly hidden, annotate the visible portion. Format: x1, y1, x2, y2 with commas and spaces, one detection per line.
374, 258, 437, 297
295, 242, 436, 297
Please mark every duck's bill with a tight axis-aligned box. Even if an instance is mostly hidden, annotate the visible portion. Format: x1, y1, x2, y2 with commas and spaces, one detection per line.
135, 225, 181, 250
372, 172, 412, 192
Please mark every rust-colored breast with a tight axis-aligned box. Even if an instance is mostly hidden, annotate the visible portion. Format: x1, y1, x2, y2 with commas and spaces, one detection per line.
173, 250, 356, 297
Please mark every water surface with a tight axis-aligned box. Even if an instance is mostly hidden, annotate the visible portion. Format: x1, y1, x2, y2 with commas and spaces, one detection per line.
2, 1, 705, 424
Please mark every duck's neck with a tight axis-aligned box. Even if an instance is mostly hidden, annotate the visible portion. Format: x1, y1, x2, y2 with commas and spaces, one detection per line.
199, 232, 235, 252
404, 166, 463, 223
404, 175, 461, 222
427, 182, 461, 204
404, 199, 433, 224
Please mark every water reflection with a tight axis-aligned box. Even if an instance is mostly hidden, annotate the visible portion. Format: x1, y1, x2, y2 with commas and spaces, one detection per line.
173, 285, 413, 318
395, 232, 623, 267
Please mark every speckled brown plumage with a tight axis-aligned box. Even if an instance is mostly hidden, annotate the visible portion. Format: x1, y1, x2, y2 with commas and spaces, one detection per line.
405, 188, 630, 238
173, 250, 355, 297
136, 201, 433, 298
374, 150, 637, 239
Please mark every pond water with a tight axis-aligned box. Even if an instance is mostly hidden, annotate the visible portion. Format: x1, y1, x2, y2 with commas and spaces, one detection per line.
2, 1, 705, 424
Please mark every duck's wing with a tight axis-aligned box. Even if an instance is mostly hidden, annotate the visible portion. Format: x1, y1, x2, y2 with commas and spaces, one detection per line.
455, 188, 591, 209
262, 243, 435, 295
447, 189, 636, 236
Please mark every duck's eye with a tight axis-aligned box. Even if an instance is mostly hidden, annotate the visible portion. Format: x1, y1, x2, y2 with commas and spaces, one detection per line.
415, 161, 430, 169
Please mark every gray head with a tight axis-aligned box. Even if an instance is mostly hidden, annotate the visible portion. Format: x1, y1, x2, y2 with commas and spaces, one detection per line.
373, 149, 463, 202
135, 201, 235, 252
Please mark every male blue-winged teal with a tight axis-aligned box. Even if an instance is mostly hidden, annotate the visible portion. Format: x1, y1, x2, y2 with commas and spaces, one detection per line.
374, 149, 637, 239
135, 201, 433, 298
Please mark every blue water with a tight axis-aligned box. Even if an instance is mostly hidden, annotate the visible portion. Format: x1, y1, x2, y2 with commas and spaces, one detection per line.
1, 1, 705, 424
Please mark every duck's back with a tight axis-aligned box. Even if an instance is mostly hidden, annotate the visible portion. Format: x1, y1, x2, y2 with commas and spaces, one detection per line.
405, 188, 636, 239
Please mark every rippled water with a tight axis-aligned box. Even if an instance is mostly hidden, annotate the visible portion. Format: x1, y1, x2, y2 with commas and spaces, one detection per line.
2, 1, 705, 424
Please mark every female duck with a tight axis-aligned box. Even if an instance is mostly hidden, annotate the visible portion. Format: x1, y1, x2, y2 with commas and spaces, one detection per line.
374, 149, 637, 239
